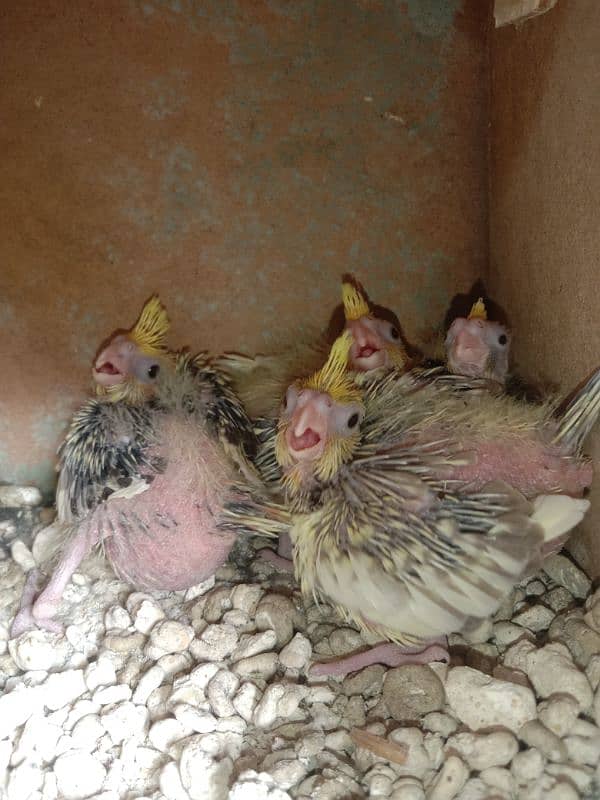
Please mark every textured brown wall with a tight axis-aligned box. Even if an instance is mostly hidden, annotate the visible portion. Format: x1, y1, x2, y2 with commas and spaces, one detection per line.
490, 0, 600, 574
0, 1, 488, 496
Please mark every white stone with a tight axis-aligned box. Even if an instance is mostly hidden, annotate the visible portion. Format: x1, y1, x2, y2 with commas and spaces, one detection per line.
0, 485, 42, 507
512, 604, 556, 632
493, 621, 531, 647
386, 728, 431, 779
70, 714, 105, 750
255, 594, 295, 647
54, 749, 107, 799
207, 669, 240, 718
131, 597, 165, 634
233, 652, 278, 680
229, 770, 293, 800
279, 633, 312, 671
231, 630, 277, 661
422, 712, 458, 737
456, 778, 494, 800
42, 669, 87, 710
133, 665, 165, 705
185, 574, 216, 601
233, 682, 262, 723
7, 761, 43, 800
390, 777, 425, 800
537, 695, 579, 737
11, 539, 36, 570
511, 748, 544, 783
11, 713, 62, 765
446, 731, 518, 770
519, 720, 567, 761
542, 554, 591, 599
147, 619, 194, 657
93, 683, 132, 705
101, 701, 149, 744
546, 586, 575, 613
564, 734, 600, 765
9, 630, 71, 672
595, 682, 600, 727
174, 703, 218, 733
231, 584, 263, 615
265, 759, 308, 789
148, 717, 191, 752
527, 643, 593, 711
426, 755, 468, 800
445, 666, 536, 733
65, 699, 101, 730
103, 605, 132, 630
42, 772, 59, 800
189, 623, 238, 661
160, 760, 190, 800
158, 652, 193, 677
253, 684, 306, 729
479, 767, 514, 795
222, 609, 252, 629
545, 782, 581, 800
546, 763, 593, 793
85, 657, 117, 692
201, 586, 233, 623
179, 739, 233, 800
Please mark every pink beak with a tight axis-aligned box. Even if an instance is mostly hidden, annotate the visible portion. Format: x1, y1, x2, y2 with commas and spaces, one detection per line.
286, 391, 331, 461
346, 318, 386, 371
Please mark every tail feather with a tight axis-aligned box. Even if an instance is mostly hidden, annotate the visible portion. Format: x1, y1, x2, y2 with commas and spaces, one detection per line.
553, 367, 600, 452
531, 493, 590, 544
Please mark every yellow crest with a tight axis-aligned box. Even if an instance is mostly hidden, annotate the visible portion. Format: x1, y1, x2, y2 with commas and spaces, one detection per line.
303, 332, 361, 404
130, 296, 170, 354
468, 297, 487, 321
342, 274, 370, 321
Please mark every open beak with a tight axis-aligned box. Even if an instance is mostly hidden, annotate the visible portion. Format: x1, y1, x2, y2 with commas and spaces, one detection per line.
286, 396, 330, 462
346, 317, 387, 371
93, 341, 128, 387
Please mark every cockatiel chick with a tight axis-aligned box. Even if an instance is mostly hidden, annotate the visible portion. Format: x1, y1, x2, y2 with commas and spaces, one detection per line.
11, 297, 269, 636
445, 297, 511, 386
220, 274, 414, 420
272, 333, 598, 675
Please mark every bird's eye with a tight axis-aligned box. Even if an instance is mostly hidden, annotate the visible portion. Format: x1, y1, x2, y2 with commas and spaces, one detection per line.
498, 334, 507, 346
147, 364, 160, 379
282, 394, 288, 410
347, 412, 359, 429
390, 326, 400, 340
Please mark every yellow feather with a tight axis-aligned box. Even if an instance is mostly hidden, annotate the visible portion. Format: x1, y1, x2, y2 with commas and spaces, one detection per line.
130, 296, 170, 354
303, 332, 361, 405
342, 275, 370, 321
468, 297, 487, 321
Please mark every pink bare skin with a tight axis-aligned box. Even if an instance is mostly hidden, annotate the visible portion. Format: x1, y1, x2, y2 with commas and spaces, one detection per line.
11, 408, 237, 637
446, 317, 510, 385
440, 438, 592, 498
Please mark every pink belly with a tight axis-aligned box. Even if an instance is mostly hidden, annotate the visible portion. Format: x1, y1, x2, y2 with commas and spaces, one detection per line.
97, 419, 237, 590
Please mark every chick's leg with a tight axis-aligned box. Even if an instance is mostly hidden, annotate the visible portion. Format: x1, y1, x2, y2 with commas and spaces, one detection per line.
10, 569, 46, 637
32, 524, 97, 629
310, 638, 449, 677
258, 532, 294, 572
10, 523, 98, 636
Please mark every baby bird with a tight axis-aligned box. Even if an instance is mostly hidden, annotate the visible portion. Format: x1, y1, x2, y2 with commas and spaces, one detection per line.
273, 333, 598, 675
220, 274, 414, 420
341, 273, 414, 374
11, 297, 268, 636
445, 298, 511, 387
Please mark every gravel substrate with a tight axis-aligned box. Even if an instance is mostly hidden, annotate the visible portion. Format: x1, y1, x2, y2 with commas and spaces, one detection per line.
2, 488, 600, 799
